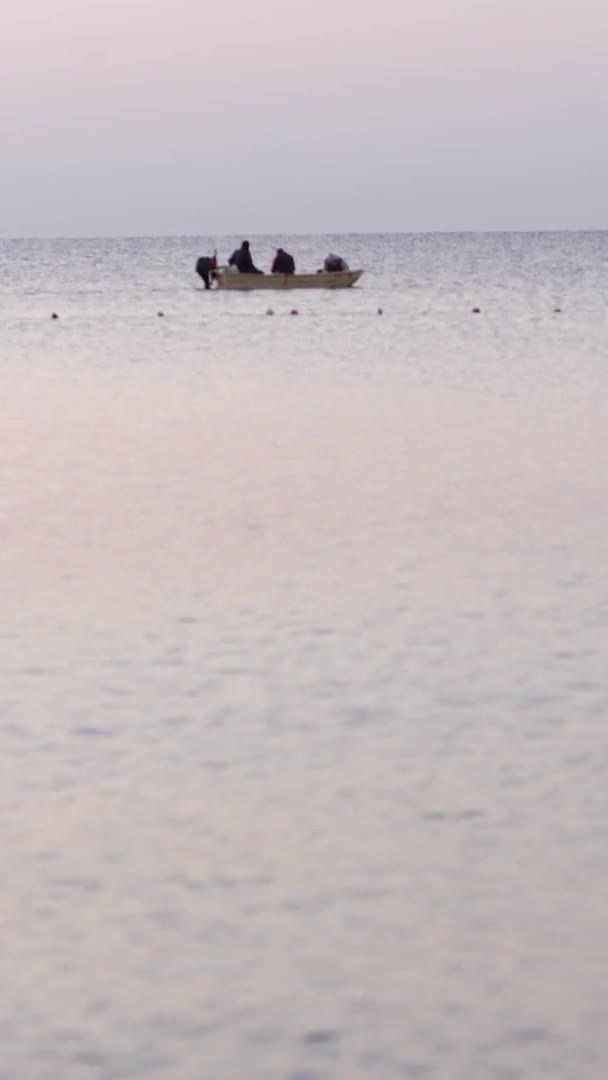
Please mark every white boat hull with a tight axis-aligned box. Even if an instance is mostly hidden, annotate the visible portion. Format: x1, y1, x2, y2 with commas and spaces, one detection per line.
215, 270, 363, 291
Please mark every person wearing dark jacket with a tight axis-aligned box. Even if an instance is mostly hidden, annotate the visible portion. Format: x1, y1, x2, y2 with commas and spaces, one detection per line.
195, 250, 218, 289
228, 241, 263, 274
271, 248, 295, 274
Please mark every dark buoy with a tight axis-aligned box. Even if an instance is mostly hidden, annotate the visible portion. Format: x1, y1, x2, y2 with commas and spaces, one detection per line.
51, 312, 59, 320
157, 311, 164, 318
265, 307, 274, 316
472, 307, 481, 314
554, 307, 562, 313
290, 309, 299, 316
377, 307, 383, 315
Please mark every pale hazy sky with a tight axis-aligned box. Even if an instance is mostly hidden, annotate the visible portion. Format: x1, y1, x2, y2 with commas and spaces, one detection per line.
2, 0, 607, 236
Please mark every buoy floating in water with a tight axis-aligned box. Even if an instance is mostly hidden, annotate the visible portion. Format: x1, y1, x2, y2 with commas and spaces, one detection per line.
290, 309, 299, 316
266, 307, 274, 316
377, 307, 383, 315
51, 312, 59, 319
554, 307, 562, 313
472, 307, 481, 314
157, 311, 164, 317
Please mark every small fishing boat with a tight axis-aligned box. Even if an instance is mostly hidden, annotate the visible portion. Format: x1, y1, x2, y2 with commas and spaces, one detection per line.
215, 269, 363, 291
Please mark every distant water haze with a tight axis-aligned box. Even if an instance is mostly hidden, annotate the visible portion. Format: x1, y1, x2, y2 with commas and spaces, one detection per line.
2, 0, 608, 235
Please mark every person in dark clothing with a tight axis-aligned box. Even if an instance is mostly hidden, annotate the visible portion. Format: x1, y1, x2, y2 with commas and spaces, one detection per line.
271, 248, 295, 274
228, 241, 263, 274
195, 251, 218, 288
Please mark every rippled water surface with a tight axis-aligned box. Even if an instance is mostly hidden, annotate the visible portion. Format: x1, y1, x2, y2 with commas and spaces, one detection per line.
1, 233, 607, 1078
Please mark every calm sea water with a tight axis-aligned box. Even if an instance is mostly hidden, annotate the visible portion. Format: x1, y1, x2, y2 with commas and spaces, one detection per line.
1, 233, 607, 1079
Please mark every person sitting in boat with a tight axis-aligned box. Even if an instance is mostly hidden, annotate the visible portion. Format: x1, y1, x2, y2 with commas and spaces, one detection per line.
228, 241, 263, 274
271, 247, 295, 274
195, 250, 218, 289
323, 253, 349, 272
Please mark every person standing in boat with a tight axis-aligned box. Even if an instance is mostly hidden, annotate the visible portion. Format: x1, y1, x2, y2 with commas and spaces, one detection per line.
271, 247, 295, 274
195, 250, 218, 289
228, 241, 263, 274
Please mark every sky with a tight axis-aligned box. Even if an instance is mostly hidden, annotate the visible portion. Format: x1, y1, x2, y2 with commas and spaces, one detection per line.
2, 0, 607, 236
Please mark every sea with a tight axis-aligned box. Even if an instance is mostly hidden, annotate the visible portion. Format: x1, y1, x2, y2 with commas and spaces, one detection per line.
1, 232, 607, 1079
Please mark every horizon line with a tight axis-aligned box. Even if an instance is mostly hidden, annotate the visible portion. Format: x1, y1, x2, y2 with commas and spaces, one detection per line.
1, 228, 607, 242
